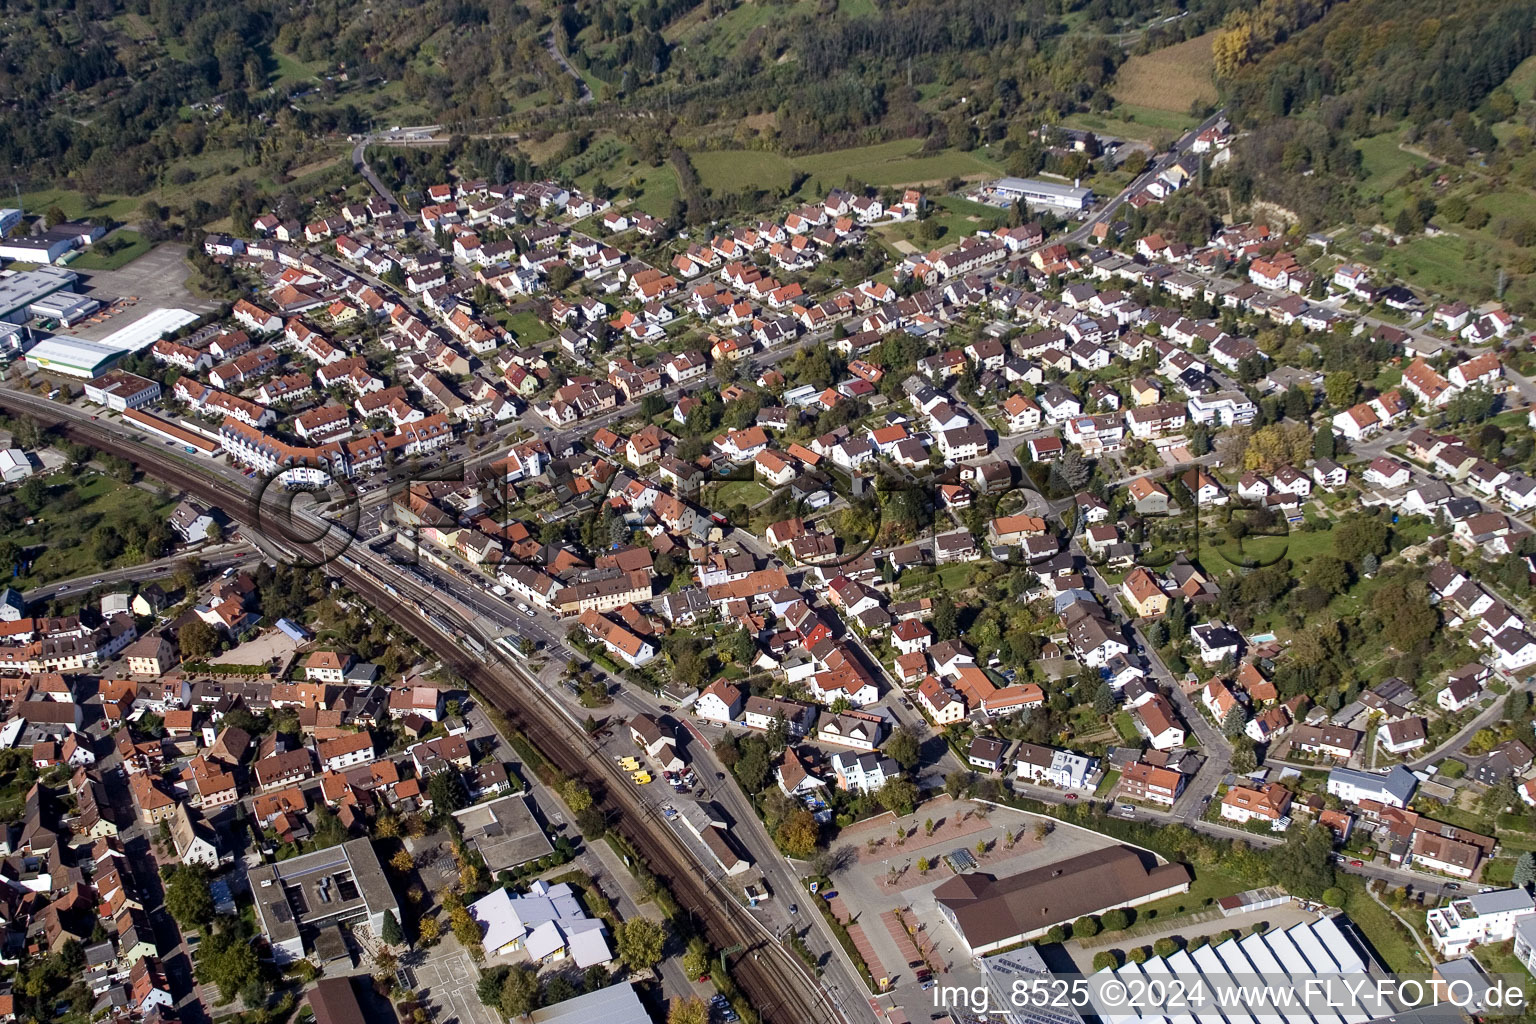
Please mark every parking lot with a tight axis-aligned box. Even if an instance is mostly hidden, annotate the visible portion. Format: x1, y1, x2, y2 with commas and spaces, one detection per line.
63, 244, 220, 341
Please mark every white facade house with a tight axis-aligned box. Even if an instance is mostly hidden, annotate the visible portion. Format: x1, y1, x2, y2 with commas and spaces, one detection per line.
317, 734, 375, 772
1428, 889, 1536, 956
1013, 743, 1097, 790
695, 680, 743, 724
1326, 765, 1417, 808
830, 751, 899, 794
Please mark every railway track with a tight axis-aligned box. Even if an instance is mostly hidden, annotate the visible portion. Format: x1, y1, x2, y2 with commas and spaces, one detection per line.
11, 398, 844, 1024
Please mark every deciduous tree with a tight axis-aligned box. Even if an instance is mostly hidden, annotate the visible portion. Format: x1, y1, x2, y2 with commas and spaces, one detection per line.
668, 997, 709, 1024
775, 809, 820, 859
615, 919, 667, 971
165, 866, 214, 929
498, 965, 539, 1017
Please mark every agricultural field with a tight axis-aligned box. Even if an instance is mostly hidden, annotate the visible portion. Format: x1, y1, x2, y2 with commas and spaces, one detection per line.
1109, 32, 1219, 115
692, 150, 796, 193
1505, 54, 1536, 104
690, 138, 1004, 195
664, 0, 878, 52
1063, 104, 1198, 144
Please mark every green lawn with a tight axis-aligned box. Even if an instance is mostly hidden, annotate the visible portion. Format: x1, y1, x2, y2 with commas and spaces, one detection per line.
668, 0, 877, 48
1338, 877, 1428, 973
1113, 711, 1141, 745
709, 480, 771, 508
1121, 867, 1249, 924
1354, 133, 1427, 198
501, 311, 555, 344
1471, 190, 1536, 222
791, 138, 1002, 189
1505, 54, 1536, 104
18, 187, 142, 224
692, 150, 796, 193
1064, 105, 1197, 143
879, 193, 1007, 247
71, 231, 153, 270
1209, 525, 1334, 570
936, 562, 973, 591
7, 473, 180, 587
1376, 232, 1485, 297
1095, 768, 1121, 798
621, 164, 681, 219
271, 50, 324, 89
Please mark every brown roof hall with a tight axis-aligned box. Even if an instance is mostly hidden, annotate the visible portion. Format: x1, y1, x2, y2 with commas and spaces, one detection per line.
933, 845, 1190, 954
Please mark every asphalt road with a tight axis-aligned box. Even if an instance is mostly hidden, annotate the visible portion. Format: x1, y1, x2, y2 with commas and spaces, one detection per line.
545, 33, 593, 103
1058, 109, 1229, 247
22, 542, 254, 604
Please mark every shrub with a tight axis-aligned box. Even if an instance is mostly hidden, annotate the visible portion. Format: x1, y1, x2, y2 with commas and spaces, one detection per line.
1100, 909, 1132, 932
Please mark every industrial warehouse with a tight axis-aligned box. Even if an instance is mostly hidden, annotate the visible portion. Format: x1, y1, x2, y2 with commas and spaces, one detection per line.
968, 916, 1422, 1024
1087, 915, 1403, 1024
989, 176, 1096, 211
0, 266, 88, 324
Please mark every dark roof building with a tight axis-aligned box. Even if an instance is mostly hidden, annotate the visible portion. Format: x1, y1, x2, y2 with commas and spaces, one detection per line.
934, 845, 1190, 954
307, 978, 379, 1024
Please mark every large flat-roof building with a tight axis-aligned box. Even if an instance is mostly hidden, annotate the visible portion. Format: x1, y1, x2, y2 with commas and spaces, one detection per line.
23, 335, 124, 378
248, 838, 398, 963
95, 307, 202, 353
1083, 915, 1389, 1024
935, 845, 1190, 954
28, 290, 100, 326
0, 234, 76, 265
528, 984, 648, 1024
992, 177, 1094, 211
0, 266, 79, 323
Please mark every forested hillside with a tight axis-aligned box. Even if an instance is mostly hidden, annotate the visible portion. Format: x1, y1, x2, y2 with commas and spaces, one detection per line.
0, 0, 1245, 191
583, 0, 1241, 153
0, 0, 569, 193
1213, 0, 1536, 227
